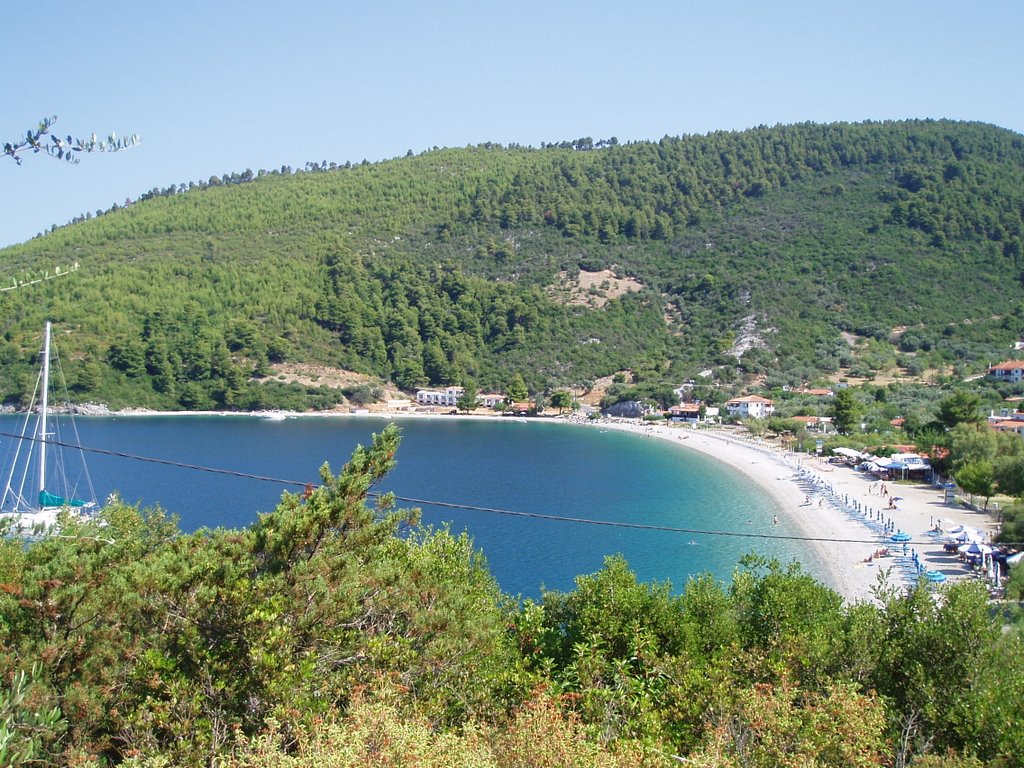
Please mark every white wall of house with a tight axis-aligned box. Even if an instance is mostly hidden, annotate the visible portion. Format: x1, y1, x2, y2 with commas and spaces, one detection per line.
725, 397, 774, 419
415, 387, 464, 406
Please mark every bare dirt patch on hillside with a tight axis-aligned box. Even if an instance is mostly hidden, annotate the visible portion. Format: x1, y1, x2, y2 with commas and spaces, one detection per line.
576, 373, 634, 407
268, 362, 379, 390
267, 363, 408, 404
548, 269, 644, 308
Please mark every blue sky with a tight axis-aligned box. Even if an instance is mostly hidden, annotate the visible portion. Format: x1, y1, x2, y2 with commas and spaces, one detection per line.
2, 0, 1022, 248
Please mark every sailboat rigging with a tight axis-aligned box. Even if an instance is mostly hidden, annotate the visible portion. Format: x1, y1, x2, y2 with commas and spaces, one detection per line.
1, 321, 98, 531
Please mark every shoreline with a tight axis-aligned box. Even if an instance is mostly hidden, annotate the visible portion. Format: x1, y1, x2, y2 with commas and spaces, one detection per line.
595, 420, 999, 603
598, 421, 881, 601
70, 406, 1001, 603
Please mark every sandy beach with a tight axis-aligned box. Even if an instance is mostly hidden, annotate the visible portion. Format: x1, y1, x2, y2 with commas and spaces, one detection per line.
593, 420, 1000, 603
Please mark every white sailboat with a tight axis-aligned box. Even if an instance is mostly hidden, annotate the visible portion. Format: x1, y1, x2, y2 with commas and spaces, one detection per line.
1, 321, 97, 532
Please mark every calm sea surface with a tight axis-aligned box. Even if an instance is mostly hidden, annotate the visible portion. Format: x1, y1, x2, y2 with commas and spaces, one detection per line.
3, 415, 823, 597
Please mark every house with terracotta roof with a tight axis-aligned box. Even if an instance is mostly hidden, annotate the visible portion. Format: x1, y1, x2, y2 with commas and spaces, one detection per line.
667, 404, 701, 421
988, 407, 1024, 425
988, 361, 1024, 383
666, 403, 720, 423
992, 419, 1024, 436
725, 395, 775, 419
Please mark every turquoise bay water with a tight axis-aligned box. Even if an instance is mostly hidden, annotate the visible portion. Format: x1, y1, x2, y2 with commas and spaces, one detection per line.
4, 415, 816, 597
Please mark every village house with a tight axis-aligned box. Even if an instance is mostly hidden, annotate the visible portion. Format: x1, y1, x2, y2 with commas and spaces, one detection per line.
724, 395, 775, 419
992, 419, 1024, 436
666, 404, 719, 424
987, 360, 1024, 383
415, 386, 464, 407
988, 407, 1024, 435
476, 392, 506, 408
988, 407, 1024, 422
667, 404, 701, 422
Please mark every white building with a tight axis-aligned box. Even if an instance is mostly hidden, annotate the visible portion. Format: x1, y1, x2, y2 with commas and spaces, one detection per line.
666, 404, 719, 423
724, 395, 775, 419
415, 387, 464, 407
477, 393, 506, 408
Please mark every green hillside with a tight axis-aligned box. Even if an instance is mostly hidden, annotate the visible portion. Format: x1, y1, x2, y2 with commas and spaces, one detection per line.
2, 119, 1024, 410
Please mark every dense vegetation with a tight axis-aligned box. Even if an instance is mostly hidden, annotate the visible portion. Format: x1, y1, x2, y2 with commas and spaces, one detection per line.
1, 425, 1021, 766
2, 120, 1024, 410
5, 121, 1024, 766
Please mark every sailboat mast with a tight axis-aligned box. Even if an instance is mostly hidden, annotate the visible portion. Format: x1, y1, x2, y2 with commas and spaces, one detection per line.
39, 321, 51, 496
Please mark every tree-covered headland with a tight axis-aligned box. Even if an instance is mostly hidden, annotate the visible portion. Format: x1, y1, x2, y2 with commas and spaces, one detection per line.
1, 120, 1023, 411
1, 425, 1022, 766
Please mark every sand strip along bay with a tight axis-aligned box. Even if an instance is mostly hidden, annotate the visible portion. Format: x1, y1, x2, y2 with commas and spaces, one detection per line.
595, 421, 998, 603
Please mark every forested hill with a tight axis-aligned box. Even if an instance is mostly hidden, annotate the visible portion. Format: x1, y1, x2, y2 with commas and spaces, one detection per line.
2, 119, 1024, 411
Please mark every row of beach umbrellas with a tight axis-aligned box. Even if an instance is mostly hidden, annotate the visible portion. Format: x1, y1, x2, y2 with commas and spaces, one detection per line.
888, 529, 946, 582
885, 525, 1022, 584
941, 522, 1023, 584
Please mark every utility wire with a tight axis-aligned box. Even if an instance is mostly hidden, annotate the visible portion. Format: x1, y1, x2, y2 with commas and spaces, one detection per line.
4, 430, 1021, 548
0, 430, 303, 488
372, 492, 889, 545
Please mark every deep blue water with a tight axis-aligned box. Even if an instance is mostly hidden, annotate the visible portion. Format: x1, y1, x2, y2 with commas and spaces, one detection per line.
1, 415, 817, 597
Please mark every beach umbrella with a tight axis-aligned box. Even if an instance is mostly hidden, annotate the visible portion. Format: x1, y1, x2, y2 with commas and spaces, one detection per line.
1007, 551, 1024, 566
945, 524, 966, 535
833, 447, 863, 459
891, 530, 912, 543
925, 570, 947, 583
950, 528, 983, 543
957, 541, 992, 555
